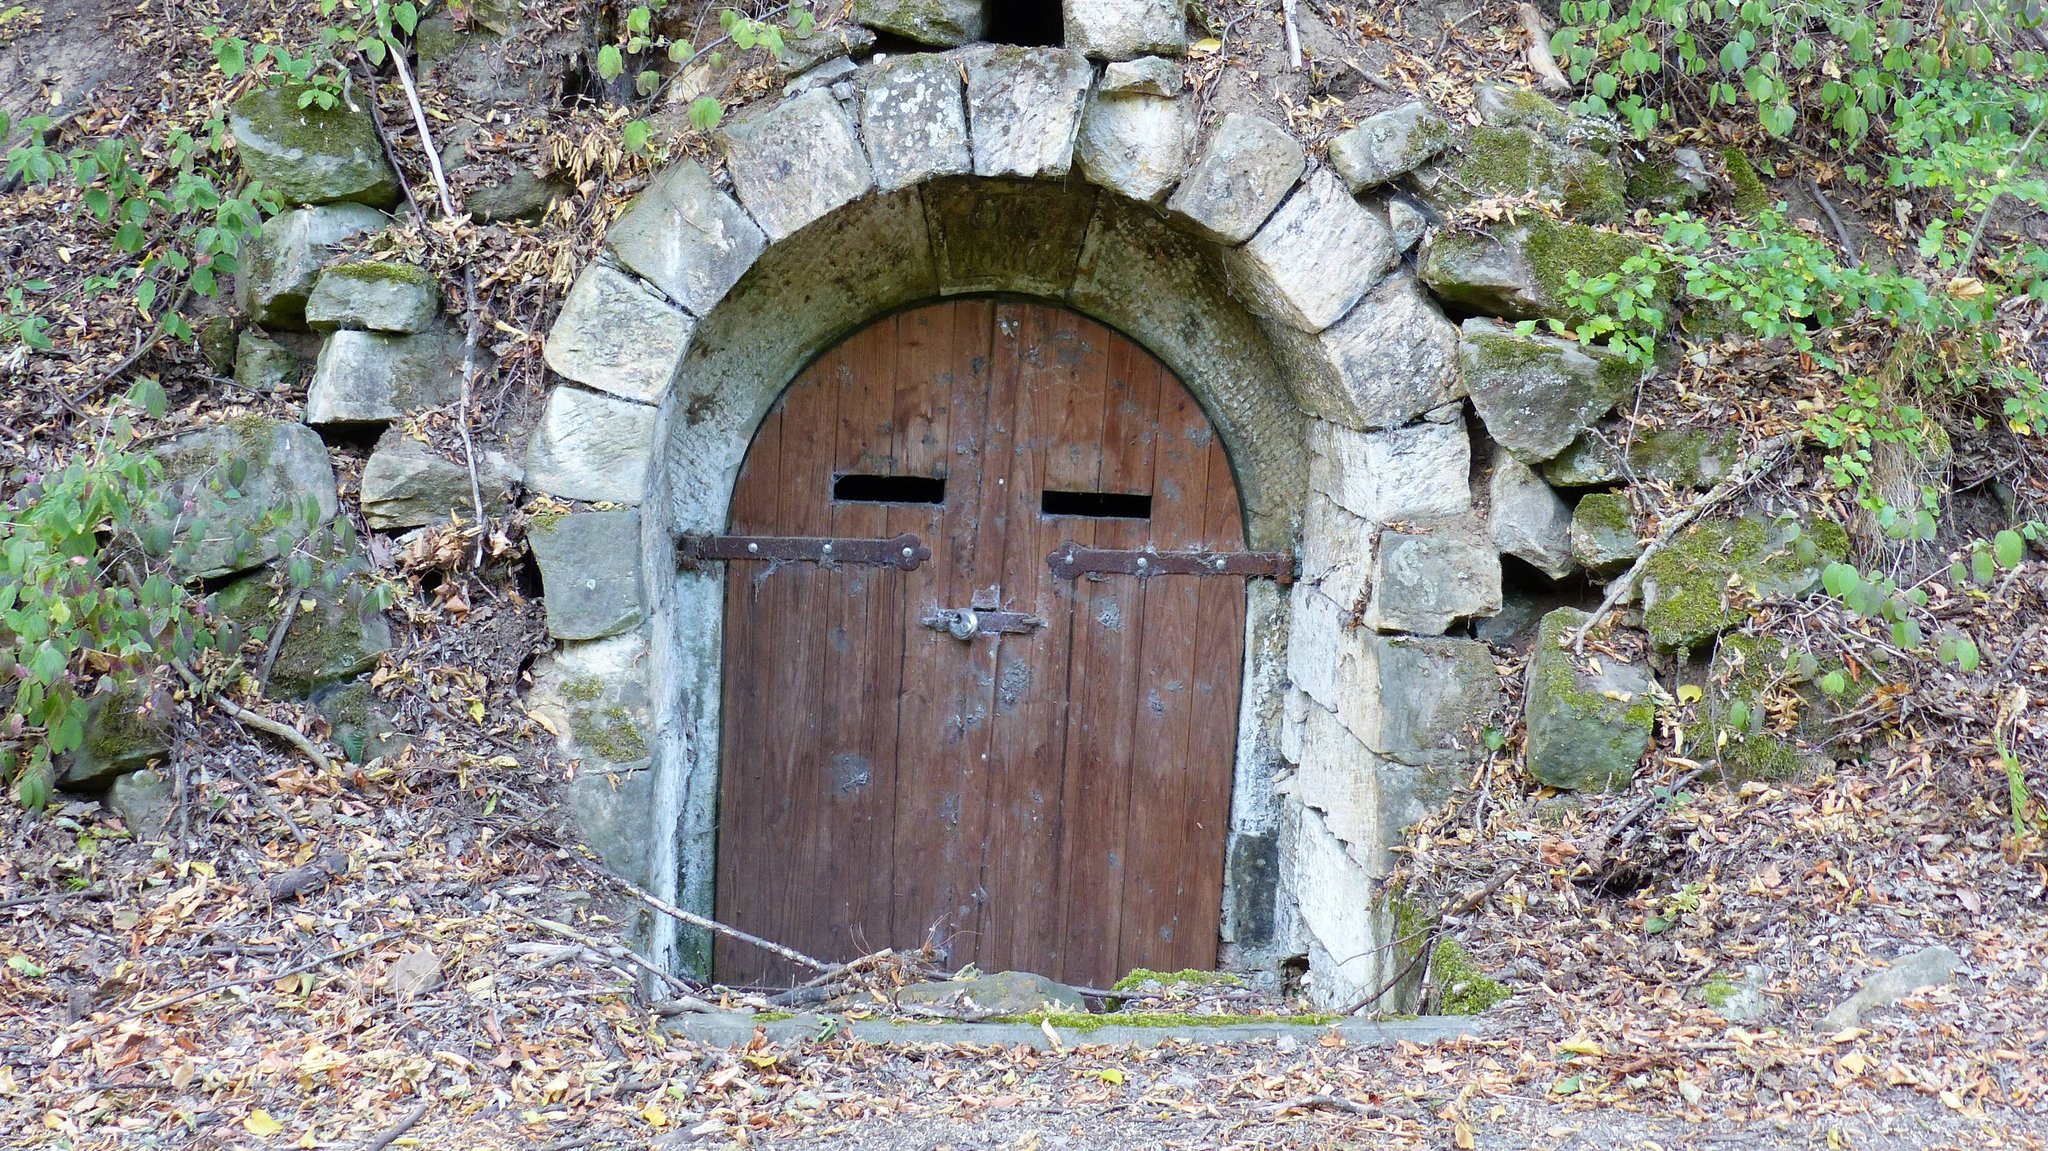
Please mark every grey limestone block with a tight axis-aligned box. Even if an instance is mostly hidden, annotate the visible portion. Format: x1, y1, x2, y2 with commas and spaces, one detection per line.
1328, 102, 1454, 192
1164, 112, 1305, 245
522, 385, 659, 505
529, 510, 646, 641
1073, 89, 1194, 204
858, 53, 973, 194
229, 85, 400, 209
304, 328, 464, 428
1065, 0, 1185, 60
1459, 317, 1642, 463
1099, 55, 1183, 96
543, 262, 695, 404
237, 203, 390, 330
359, 435, 511, 530
603, 160, 767, 317
962, 46, 1095, 179
304, 262, 441, 333
1272, 273, 1462, 430
1488, 452, 1576, 579
1523, 607, 1656, 791
1307, 417, 1471, 527
1225, 168, 1395, 333
853, 0, 985, 45
721, 87, 875, 242
1363, 528, 1502, 635
143, 418, 340, 580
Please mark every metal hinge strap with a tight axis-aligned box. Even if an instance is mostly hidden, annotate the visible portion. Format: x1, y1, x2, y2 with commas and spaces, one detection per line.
676, 532, 931, 571
1047, 544, 1296, 584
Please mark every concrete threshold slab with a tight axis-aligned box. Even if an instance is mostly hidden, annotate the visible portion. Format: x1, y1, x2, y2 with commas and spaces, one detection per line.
667, 1011, 1484, 1049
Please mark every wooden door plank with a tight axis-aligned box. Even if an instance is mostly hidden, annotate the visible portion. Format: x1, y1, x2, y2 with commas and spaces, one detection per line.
978, 301, 1094, 978
1051, 325, 1157, 986
887, 301, 999, 968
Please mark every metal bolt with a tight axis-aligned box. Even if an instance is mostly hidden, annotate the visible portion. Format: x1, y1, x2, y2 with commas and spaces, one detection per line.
1215, 557, 1228, 571
1136, 557, 1149, 570
821, 543, 833, 555
1063, 554, 1075, 565
902, 547, 914, 559
746, 541, 760, 554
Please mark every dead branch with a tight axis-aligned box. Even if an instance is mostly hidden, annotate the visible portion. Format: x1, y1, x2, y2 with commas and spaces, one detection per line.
526, 914, 699, 998
563, 854, 840, 975
387, 47, 457, 218
1570, 431, 1802, 654
354, 65, 421, 221
253, 592, 299, 694
1804, 176, 1860, 268
358, 1102, 427, 1151
222, 758, 310, 845
1518, 4, 1570, 94
1280, 0, 1303, 71
268, 849, 350, 901
169, 659, 334, 775
457, 266, 488, 568
1338, 56, 1398, 93
1263, 1093, 1380, 1117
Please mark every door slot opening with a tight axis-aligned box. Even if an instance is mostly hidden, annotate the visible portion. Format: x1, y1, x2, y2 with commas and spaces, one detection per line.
1041, 490, 1152, 519
834, 473, 945, 505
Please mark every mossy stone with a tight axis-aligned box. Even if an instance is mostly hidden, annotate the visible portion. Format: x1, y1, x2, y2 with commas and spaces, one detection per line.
1420, 217, 1663, 324
199, 315, 239, 373
1640, 514, 1848, 652
213, 561, 392, 700
60, 681, 171, 787
1522, 607, 1657, 791
1439, 125, 1626, 221
230, 84, 401, 209
1723, 147, 1771, 217
1569, 491, 1640, 575
234, 333, 299, 393
1704, 633, 1862, 780
313, 681, 409, 763
1631, 426, 1740, 488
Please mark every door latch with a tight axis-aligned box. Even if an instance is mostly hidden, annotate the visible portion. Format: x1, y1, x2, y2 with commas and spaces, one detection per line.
920, 607, 1046, 639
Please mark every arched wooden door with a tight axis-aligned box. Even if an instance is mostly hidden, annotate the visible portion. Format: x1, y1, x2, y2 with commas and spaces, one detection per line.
709, 300, 1268, 989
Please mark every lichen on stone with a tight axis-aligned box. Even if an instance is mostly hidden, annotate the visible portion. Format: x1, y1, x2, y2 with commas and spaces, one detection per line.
1111, 968, 1248, 992
324, 260, 435, 287
1640, 513, 1847, 652
576, 704, 649, 763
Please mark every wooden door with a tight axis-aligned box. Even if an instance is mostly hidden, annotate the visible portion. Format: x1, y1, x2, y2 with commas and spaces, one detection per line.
712, 300, 1248, 989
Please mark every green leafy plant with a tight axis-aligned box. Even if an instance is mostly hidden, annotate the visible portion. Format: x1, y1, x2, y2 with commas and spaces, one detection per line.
598, 1, 816, 151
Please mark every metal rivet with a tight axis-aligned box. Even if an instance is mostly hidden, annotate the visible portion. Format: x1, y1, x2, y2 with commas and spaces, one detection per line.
746, 541, 760, 554
1136, 557, 1148, 569
822, 543, 833, 555
1215, 557, 1228, 570
902, 547, 914, 559
1063, 554, 1075, 565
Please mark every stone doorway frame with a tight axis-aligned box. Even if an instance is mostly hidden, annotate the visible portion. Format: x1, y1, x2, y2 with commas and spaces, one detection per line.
526, 49, 1489, 1005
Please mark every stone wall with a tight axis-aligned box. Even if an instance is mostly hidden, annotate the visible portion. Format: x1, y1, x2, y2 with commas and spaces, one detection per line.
107, 0, 1856, 1011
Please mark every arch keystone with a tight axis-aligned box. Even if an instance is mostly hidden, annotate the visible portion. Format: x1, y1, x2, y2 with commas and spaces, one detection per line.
961, 46, 1093, 179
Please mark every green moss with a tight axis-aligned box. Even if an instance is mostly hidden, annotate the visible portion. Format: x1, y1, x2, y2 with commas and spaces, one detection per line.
1700, 977, 1739, 1008
1625, 158, 1704, 207
1452, 126, 1626, 221
989, 1011, 1340, 1031
1523, 217, 1668, 321
1464, 327, 1567, 376
1641, 514, 1843, 653
1632, 427, 1740, 488
1723, 147, 1771, 216
326, 260, 434, 287
753, 1010, 796, 1022
1706, 632, 1862, 781
1574, 491, 1632, 535
230, 85, 401, 209
1429, 940, 1508, 1015
577, 705, 649, 763
1111, 968, 1246, 992
561, 676, 605, 704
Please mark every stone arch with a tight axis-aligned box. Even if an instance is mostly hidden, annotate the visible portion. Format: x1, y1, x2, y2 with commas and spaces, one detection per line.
526, 45, 1490, 1003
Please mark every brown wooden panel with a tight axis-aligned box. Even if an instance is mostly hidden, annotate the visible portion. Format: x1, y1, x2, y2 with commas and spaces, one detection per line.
715, 299, 1250, 989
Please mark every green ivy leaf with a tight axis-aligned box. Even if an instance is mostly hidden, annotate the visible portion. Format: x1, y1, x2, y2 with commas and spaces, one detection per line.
688, 95, 723, 131
1994, 529, 2025, 570
597, 44, 624, 81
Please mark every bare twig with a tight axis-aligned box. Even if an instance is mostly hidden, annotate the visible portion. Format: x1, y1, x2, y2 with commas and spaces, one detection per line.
1518, 3, 1570, 94
1805, 176, 1860, 268
1570, 431, 1802, 654
358, 1102, 427, 1151
1338, 56, 1398, 93
1960, 114, 2048, 271
1264, 1093, 1380, 1117
62, 932, 397, 1048
388, 47, 457, 218
457, 266, 488, 568
353, 66, 420, 220
527, 914, 698, 997
563, 855, 838, 975
1280, 0, 1303, 71
222, 758, 310, 845
169, 659, 334, 775
253, 593, 299, 694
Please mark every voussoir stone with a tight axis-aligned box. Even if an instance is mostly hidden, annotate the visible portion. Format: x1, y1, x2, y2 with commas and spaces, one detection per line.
529, 510, 645, 641
1365, 528, 1502, 635
1165, 112, 1305, 245
230, 84, 400, 208
237, 203, 390, 329
305, 328, 464, 428
1489, 453, 1575, 579
1074, 89, 1193, 204
1226, 168, 1395, 333
962, 46, 1094, 179
603, 160, 766, 317
853, 0, 984, 46
543, 262, 694, 404
1272, 273, 1462, 430
1100, 55, 1182, 96
304, 261, 441, 333
1524, 607, 1656, 791
721, 88, 873, 242
523, 386, 658, 505
144, 418, 339, 580
1329, 102, 1453, 192
1459, 318, 1641, 463
1066, 0, 1185, 59
1308, 417, 1470, 526
858, 53, 972, 194
360, 434, 511, 530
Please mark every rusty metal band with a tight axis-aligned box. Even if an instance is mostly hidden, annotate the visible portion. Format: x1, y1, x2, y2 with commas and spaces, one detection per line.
1046, 544, 1297, 583
676, 532, 931, 571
